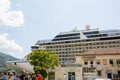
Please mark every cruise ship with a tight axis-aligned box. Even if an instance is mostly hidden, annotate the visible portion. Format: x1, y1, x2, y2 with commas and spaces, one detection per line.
7, 26, 120, 72
31, 26, 120, 64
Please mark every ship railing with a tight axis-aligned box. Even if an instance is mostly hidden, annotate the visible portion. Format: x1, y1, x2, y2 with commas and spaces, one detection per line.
36, 39, 52, 43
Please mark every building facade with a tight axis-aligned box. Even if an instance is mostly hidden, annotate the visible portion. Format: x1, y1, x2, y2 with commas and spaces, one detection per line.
47, 64, 82, 80
47, 48, 120, 80
76, 48, 120, 80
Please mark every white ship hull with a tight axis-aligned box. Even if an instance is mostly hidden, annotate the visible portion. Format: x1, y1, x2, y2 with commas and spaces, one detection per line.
7, 60, 34, 73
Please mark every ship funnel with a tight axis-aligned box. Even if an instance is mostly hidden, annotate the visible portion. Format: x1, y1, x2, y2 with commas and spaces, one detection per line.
85, 25, 91, 30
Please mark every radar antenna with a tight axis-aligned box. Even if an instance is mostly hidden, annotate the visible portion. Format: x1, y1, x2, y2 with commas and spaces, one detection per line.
72, 26, 77, 31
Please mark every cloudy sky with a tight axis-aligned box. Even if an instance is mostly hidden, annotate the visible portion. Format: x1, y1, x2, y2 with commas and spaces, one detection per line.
0, 0, 120, 59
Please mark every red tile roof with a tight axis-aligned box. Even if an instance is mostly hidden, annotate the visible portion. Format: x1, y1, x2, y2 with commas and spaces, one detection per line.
77, 48, 120, 56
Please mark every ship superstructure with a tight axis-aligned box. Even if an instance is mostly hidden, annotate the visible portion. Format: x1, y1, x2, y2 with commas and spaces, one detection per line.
31, 26, 120, 64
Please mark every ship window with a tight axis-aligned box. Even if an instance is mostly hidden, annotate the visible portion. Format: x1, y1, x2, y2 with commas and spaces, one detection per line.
83, 31, 99, 35
55, 33, 80, 37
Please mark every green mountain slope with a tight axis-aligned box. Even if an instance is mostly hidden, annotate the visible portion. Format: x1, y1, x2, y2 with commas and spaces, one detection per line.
0, 52, 19, 67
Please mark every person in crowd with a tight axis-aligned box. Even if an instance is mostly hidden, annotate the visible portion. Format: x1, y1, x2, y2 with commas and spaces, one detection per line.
8, 72, 14, 80
1, 72, 8, 80
0, 72, 5, 80
37, 72, 43, 80
20, 70, 25, 80
14, 74, 20, 80
31, 73, 37, 80
0, 72, 4, 80
24, 72, 30, 80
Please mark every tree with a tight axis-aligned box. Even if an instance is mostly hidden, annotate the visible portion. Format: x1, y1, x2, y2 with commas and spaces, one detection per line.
27, 50, 59, 79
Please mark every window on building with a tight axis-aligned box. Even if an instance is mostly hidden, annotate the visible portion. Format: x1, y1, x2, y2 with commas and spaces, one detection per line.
84, 59, 88, 65
103, 59, 107, 65
68, 72, 75, 80
90, 61, 93, 64
84, 61, 88, 65
118, 71, 120, 78
90, 61, 94, 67
109, 59, 113, 64
83, 68, 95, 73
48, 72, 55, 80
96, 59, 100, 65
116, 59, 120, 64
83, 78, 87, 80
97, 70, 102, 76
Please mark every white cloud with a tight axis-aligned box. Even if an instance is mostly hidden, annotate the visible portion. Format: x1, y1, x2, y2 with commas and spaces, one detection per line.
0, 33, 23, 56
0, 0, 24, 27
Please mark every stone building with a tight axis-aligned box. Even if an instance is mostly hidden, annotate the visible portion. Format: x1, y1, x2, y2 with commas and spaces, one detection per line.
47, 64, 82, 80
76, 48, 120, 80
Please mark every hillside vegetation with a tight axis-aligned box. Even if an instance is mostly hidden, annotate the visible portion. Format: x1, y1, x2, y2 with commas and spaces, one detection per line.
0, 52, 19, 67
